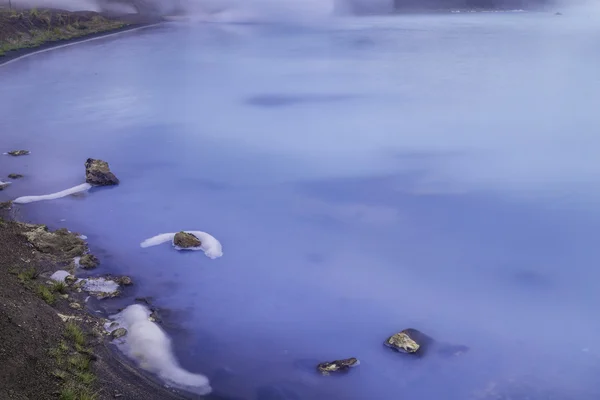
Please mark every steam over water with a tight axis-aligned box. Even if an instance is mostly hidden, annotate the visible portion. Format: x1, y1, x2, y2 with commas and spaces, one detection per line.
2, 6, 600, 400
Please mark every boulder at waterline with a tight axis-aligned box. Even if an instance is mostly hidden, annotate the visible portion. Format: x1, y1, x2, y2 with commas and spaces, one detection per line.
384, 328, 433, 355
22, 226, 87, 258
317, 357, 359, 374
79, 254, 99, 269
384, 328, 469, 358
85, 158, 119, 186
111, 328, 127, 339
173, 231, 202, 248
7, 150, 29, 156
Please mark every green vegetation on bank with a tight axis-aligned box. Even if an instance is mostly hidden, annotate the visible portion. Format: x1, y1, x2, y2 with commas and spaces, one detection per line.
51, 322, 98, 400
0, 8, 127, 57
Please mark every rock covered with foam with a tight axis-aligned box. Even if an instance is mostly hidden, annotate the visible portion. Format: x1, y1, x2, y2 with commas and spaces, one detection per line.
140, 230, 223, 259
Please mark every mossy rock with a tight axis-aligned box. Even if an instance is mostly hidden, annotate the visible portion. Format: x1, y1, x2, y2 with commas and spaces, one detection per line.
79, 254, 99, 269
22, 226, 87, 258
84, 158, 119, 186
7, 150, 30, 156
317, 357, 359, 374
173, 231, 201, 248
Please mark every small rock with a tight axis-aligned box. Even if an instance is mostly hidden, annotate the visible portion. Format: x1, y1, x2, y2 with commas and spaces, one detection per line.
149, 310, 161, 323
7, 174, 23, 179
109, 322, 119, 329
135, 297, 154, 305
317, 357, 359, 374
173, 231, 201, 248
384, 328, 431, 354
79, 254, 99, 269
65, 275, 77, 285
7, 150, 30, 156
85, 158, 119, 186
117, 276, 133, 286
69, 302, 82, 310
555, 11, 562, 15
60, 294, 69, 299
111, 328, 127, 339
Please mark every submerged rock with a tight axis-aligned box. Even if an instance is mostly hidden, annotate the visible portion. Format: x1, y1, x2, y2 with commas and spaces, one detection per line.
22, 226, 87, 258
384, 328, 432, 354
7, 174, 23, 179
116, 276, 133, 286
79, 254, 99, 269
7, 150, 29, 156
84, 158, 119, 186
173, 231, 201, 248
111, 328, 127, 339
317, 357, 359, 374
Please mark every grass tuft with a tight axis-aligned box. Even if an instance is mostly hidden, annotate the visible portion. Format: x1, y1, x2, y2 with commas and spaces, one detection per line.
65, 322, 85, 347
51, 280, 68, 294
36, 284, 56, 304
17, 267, 39, 283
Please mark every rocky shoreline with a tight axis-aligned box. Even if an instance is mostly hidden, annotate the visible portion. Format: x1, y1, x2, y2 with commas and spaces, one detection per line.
0, 7, 162, 65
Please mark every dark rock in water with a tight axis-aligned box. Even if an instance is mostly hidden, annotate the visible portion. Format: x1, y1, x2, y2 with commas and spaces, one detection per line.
317, 357, 359, 374
79, 254, 99, 269
7, 174, 23, 179
385, 328, 469, 358
173, 231, 201, 248
22, 226, 87, 258
555, 11, 562, 15
134, 297, 154, 305
7, 150, 29, 156
111, 328, 127, 339
64, 275, 77, 285
116, 276, 133, 286
0, 182, 9, 191
385, 328, 432, 354
84, 158, 119, 186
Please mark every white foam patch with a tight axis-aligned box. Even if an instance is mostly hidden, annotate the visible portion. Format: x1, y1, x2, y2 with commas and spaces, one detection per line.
109, 304, 212, 395
13, 183, 92, 204
50, 270, 71, 282
79, 277, 119, 294
140, 231, 223, 259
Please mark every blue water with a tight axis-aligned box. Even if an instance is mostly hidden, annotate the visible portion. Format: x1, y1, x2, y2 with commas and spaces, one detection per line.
2, 11, 600, 400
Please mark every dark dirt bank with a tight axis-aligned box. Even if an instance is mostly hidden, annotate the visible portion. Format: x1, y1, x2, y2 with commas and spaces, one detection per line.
0, 7, 161, 63
0, 210, 194, 400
